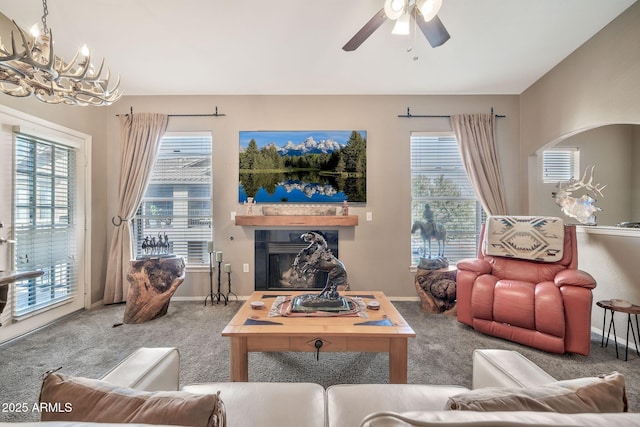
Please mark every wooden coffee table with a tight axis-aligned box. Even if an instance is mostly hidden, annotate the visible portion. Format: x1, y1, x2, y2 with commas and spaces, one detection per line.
222, 291, 416, 383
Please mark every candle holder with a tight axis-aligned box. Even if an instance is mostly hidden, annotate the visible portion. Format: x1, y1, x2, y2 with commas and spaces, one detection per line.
226, 269, 238, 302
215, 259, 228, 305
204, 251, 216, 306
204, 251, 227, 306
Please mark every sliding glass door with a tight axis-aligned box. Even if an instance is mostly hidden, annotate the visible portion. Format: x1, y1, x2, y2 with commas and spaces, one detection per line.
0, 105, 90, 344
14, 134, 78, 317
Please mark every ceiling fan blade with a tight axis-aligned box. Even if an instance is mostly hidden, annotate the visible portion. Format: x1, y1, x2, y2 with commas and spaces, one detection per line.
342, 8, 387, 51
412, 9, 450, 48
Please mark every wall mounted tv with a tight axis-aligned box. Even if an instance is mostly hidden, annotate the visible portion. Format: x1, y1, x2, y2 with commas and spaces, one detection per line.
239, 130, 366, 204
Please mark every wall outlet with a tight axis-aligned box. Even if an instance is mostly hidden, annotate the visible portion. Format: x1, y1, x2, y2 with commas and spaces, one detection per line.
366, 211, 373, 221
243, 263, 249, 273
230, 211, 236, 221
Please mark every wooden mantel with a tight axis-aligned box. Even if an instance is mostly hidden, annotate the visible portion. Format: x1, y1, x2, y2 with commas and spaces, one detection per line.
234, 215, 358, 227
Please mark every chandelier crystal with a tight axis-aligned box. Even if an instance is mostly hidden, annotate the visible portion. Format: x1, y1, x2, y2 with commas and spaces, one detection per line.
0, 1, 121, 106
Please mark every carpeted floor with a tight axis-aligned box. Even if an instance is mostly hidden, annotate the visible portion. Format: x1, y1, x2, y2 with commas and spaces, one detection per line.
0, 300, 638, 422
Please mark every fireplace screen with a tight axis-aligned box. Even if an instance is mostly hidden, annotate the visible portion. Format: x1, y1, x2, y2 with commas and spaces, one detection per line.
255, 230, 338, 290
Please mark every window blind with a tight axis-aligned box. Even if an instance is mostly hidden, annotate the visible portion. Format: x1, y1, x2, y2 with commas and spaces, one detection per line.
543, 148, 579, 183
133, 133, 213, 264
13, 134, 77, 318
410, 133, 484, 265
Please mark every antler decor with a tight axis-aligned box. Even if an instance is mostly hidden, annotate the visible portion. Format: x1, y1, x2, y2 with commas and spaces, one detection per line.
552, 165, 606, 225
0, 2, 121, 106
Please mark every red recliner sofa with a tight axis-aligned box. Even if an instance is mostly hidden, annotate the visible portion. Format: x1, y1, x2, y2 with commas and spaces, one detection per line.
456, 223, 596, 355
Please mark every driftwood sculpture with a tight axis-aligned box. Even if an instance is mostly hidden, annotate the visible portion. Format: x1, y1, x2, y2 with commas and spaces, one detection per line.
415, 267, 457, 315
124, 257, 185, 324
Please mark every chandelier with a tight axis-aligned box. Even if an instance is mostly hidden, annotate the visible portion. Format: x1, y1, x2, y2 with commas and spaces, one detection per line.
0, 0, 121, 106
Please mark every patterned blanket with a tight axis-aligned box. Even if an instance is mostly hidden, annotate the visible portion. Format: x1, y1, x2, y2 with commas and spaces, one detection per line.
484, 216, 564, 262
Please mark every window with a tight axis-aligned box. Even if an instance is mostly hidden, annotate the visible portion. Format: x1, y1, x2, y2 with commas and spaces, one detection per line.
543, 148, 579, 183
13, 133, 77, 317
410, 133, 485, 265
133, 132, 213, 264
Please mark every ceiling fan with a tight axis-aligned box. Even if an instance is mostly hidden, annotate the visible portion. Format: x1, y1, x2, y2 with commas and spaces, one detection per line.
343, 0, 450, 51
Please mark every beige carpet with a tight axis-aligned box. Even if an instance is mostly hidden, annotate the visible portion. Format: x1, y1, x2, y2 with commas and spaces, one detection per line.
0, 300, 638, 422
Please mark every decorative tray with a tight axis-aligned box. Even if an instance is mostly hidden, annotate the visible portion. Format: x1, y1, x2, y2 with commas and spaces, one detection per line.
290, 294, 351, 313
610, 299, 632, 308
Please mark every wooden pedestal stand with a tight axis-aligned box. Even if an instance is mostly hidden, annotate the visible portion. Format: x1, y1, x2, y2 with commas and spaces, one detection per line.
414, 265, 457, 315
124, 256, 186, 324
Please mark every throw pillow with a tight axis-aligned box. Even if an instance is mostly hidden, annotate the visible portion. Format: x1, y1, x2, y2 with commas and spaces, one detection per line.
39, 371, 225, 426
484, 216, 565, 262
446, 372, 627, 413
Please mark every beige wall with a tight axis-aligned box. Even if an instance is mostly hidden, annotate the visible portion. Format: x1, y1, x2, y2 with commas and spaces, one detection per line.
103, 95, 520, 300
533, 124, 634, 226
521, 2, 640, 208
521, 2, 640, 330
633, 127, 640, 219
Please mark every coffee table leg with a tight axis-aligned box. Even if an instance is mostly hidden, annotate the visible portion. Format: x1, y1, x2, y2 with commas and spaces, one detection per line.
230, 337, 248, 381
389, 338, 408, 384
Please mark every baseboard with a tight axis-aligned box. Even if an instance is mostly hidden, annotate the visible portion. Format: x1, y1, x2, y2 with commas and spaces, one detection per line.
591, 325, 638, 353
90, 299, 104, 309
389, 296, 420, 302
172, 296, 249, 302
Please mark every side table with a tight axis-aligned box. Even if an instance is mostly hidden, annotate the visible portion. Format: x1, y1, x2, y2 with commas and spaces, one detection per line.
124, 256, 186, 324
414, 265, 457, 315
596, 299, 640, 361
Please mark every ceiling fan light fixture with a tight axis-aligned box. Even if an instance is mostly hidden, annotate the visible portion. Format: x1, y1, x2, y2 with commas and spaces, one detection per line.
416, 0, 443, 22
391, 13, 410, 35
384, 0, 407, 20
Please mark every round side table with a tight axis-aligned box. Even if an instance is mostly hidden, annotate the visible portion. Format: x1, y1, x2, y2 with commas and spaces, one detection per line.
596, 299, 640, 361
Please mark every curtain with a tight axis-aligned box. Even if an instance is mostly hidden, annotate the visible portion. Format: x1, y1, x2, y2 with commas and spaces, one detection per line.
103, 113, 169, 304
450, 113, 507, 216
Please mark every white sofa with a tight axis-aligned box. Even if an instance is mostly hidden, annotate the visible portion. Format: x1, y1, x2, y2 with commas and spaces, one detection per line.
9, 347, 640, 427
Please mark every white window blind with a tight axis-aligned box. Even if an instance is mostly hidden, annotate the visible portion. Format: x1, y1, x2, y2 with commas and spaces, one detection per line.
13, 133, 77, 318
543, 148, 579, 183
133, 133, 213, 264
410, 133, 484, 265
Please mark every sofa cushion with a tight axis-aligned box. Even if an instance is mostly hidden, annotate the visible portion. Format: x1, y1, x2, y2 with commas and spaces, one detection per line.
326, 384, 470, 427
445, 372, 627, 413
472, 349, 557, 389
39, 371, 225, 426
183, 382, 325, 427
100, 347, 180, 391
360, 410, 640, 426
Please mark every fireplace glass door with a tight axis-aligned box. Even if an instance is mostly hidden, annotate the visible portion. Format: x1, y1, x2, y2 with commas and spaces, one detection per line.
255, 230, 338, 291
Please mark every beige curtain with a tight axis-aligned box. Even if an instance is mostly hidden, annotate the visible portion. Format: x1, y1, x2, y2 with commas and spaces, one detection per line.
450, 113, 507, 216
103, 113, 169, 304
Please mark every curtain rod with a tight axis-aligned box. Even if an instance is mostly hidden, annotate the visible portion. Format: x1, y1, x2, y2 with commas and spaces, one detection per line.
115, 106, 226, 117
398, 107, 506, 119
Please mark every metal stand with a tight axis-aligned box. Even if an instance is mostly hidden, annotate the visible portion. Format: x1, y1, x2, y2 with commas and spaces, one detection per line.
204, 251, 216, 306
214, 260, 228, 305
226, 271, 238, 302
601, 307, 640, 361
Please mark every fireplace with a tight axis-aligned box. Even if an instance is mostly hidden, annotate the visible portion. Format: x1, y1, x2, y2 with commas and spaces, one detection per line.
255, 229, 339, 290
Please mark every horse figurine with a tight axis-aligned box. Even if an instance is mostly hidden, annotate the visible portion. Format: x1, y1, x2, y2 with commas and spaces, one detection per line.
293, 231, 349, 299
411, 219, 446, 258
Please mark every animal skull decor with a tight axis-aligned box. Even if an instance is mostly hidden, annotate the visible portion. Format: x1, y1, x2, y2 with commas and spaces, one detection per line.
552, 165, 606, 225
